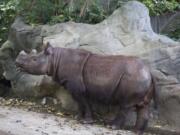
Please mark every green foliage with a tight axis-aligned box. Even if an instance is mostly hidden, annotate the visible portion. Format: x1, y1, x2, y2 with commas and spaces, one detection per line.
0, 0, 18, 45
168, 28, 180, 41
140, 0, 180, 15
17, 0, 55, 24
2, 0, 106, 25
78, 1, 107, 24
0, 0, 180, 45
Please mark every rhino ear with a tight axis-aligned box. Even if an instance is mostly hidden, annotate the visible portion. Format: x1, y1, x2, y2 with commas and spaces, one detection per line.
44, 42, 53, 55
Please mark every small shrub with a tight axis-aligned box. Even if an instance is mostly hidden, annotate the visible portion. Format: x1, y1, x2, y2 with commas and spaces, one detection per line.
140, 0, 180, 15
168, 28, 180, 41
0, 0, 18, 45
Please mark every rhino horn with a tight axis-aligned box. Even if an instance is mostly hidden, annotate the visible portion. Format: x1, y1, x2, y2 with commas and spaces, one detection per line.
19, 50, 27, 55
31, 49, 37, 54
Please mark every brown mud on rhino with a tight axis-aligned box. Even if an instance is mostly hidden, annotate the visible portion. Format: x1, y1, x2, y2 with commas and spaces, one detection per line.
15, 42, 158, 135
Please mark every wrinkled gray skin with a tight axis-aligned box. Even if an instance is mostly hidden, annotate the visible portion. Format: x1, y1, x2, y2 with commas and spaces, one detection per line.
16, 43, 157, 135
16, 49, 49, 75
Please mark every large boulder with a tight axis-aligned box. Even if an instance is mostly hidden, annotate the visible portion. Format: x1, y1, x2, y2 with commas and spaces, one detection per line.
0, 1, 180, 127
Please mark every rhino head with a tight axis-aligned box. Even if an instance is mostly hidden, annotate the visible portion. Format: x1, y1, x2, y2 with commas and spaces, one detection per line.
15, 42, 53, 75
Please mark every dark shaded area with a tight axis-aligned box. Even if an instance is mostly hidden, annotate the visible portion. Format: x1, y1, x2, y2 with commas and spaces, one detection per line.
151, 10, 180, 40
0, 78, 11, 96
124, 126, 180, 135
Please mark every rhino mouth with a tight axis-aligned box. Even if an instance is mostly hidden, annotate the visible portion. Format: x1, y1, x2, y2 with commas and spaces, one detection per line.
15, 62, 27, 72
16, 65, 26, 72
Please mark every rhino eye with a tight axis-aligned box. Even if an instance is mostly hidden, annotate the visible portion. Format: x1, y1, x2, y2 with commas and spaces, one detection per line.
33, 58, 37, 61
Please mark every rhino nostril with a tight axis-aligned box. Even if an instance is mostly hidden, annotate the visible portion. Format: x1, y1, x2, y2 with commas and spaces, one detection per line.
15, 60, 21, 66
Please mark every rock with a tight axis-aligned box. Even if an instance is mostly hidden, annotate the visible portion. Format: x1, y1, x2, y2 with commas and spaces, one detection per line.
144, 47, 180, 127
41, 97, 47, 105
53, 99, 58, 105
0, 1, 180, 128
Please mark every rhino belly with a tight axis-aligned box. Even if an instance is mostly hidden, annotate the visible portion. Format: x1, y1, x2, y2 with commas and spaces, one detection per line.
84, 66, 151, 106
85, 76, 117, 103
83, 64, 123, 104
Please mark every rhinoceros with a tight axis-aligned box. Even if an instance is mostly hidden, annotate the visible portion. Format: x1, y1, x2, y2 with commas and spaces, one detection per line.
15, 42, 158, 135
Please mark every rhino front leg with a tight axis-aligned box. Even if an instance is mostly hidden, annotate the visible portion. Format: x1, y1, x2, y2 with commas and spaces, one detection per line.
75, 101, 85, 120
81, 98, 94, 124
72, 93, 94, 124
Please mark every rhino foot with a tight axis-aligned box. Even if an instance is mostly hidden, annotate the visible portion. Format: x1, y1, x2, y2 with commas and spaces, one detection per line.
80, 118, 95, 124
106, 118, 125, 130
74, 114, 83, 120
107, 125, 120, 130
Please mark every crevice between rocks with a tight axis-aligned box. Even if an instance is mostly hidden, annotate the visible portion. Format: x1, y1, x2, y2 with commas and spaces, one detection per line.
0, 78, 11, 96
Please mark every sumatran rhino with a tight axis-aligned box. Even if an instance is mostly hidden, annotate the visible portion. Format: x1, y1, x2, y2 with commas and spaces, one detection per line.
15, 42, 158, 135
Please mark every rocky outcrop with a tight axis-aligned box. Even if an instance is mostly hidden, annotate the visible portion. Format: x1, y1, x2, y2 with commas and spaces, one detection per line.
0, 1, 180, 128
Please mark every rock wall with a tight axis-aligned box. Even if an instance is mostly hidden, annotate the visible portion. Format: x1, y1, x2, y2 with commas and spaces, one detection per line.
0, 1, 180, 128
151, 11, 180, 34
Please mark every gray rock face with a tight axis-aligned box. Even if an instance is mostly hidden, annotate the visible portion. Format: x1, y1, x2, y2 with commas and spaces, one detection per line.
0, 1, 180, 127
151, 11, 180, 34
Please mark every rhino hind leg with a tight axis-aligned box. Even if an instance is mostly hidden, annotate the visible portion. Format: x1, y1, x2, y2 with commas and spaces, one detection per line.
135, 104, 149, 135
107, 107, 129, 130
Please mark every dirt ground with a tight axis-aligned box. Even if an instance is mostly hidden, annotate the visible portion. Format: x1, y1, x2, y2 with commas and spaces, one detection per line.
0, 97, 180, 135
0, 106, 135, 135
0, 130, 13, 135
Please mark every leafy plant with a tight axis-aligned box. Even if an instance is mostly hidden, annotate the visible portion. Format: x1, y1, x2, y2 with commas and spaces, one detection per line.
0, 0, 180, 45
49, 0, 107, 24
168, 28, 180, 41
0, 0, 18, 45
16, 0, 55, 24
140, 0, 180, 15
85, 2, 106, 23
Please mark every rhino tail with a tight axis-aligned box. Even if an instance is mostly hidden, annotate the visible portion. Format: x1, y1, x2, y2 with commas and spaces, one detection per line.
151, 74, 159, 110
